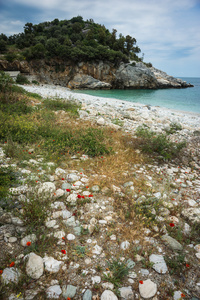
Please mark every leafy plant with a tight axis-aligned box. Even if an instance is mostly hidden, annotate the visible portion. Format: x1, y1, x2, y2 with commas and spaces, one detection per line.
16, 74, 30, 85
165, 122, 182, 134
103, 258, 129, 287
165, 253, 185, 275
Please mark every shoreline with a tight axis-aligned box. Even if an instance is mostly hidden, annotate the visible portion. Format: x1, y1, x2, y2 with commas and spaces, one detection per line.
20, 84, 200, 131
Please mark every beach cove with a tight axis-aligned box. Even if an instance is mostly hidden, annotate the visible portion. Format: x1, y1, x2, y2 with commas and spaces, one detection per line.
1, 83, 200, 299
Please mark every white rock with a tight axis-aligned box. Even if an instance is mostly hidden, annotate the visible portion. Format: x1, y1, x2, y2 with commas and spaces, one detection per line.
119, 287, 133, 299
120, 241, 130, 250
26, 253, 44, 279
154, 192, 161, 199
149, 254, 168, 274
46, 285, 62, 299
1, 268, 21, 284
38, 182, 56, 195
62, 210, 72, 219
54, 230, 66, 239
11, 216, 24, 226
51, 201, 66, 210
101, 290, 118, 300
194, 244, 200, 252
196, 253, 200, 259
92, 244, 102, 255
110, 234, 116, 241
92, 276, 101, 284
21, 234, 37, 246
55, 168, 66, 176
139, 279, 157, 299
67, 194, 77, 205
128, 271, 137, 279
54, 189, 65, 198
66, 173, 79, 182
8, 237, 17, 243
43, 256, 63, 273
187, 199, 197, 207
67, 234, 75, 240
173, 291, 184, 300
45, 220, 57, 228
102, 282, 114, 290
97, 117, 105, 126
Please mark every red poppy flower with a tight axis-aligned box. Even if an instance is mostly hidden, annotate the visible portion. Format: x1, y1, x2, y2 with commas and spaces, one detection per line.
4, 141, 7, 143
53, 140, 55, 141
139, 280, 143, 284
80, 172, 82, 174
28, 152, 31, 154
9, 262, 15, 267
62, 237, 65, 240
172, 198, 175, 201
77, 195, 82, 198
88, 194, 93, 197
81, 195, 85, 199
169, 223, 175, 227
181, 294, 185, 298
62, 178, 64, 180
86, 186, 89, 188
61, 250, 66, 254
66, 189, 71, 192
26, 241, 31, 246
0, 270, 3, 274
186, 264, 190, 268
67, 298, 71, 300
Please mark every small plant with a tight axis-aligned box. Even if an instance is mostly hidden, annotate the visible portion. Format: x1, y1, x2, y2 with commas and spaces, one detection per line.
112, 118, 123, 127
165, 122, 182, 134
165, 253, 185, 275
0, 165, 18, 200
103, 258, 129, 287
135, 125, 186, 160
73, 245, 87, 257
32, 80, 39, 85
16, 74, 30, 85
43, 98, 80, 116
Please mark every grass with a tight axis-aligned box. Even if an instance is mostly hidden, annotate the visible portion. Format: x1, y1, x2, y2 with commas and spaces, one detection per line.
103, 258, 129, 287
135, 124, 186, 161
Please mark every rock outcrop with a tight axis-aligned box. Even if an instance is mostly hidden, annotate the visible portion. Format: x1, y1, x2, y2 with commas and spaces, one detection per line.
0, 59, 193, 89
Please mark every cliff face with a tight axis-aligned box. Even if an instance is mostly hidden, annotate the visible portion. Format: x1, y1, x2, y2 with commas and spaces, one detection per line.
0, 59, 193, 89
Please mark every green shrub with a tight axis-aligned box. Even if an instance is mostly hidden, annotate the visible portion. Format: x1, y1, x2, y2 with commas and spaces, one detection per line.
5, 52, 18, 62
135, 125, 186, 160
0, 71, 13, 93
16, 74, 30, 85
0, 166, 18, 199
165, 122, 182, 134
43, 98, 80, 115
103, 258, 129, 287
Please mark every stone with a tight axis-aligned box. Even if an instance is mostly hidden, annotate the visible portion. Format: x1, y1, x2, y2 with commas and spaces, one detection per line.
62, 182, 72, 190
38, 182, 56, 193
21, 234, 37, 246
92, 244, 103, 255
120, 241, 130, 250
149, 254, 168, 274
55, 168, 66, 176
43, 256, 63, 273
139, 279, 157, 299
67, 194, 77, 205
67, 233, 75, 240
63, 216, 76, 227
194, 244, 200, 252
54, 230, 66, 239
181, 208, 200, 224
91, 185, 100, 192
101, 290, 118, 300
123, 181, 134, 188
73, 226, 81, 236
83, 289, 92, 300
66, 173, 79, 182
54, 189, 64, 198
126, 259, 135, 269
62, 284, 77, 299
1, 268, 21, 284
11, 216, 24, 226
173, 291, 184, 300
92, 276, 101, 284
97, 117, 105, 126
46, 285, 62, 299
25, 253, 44, 279
101, 282, 114, 290
161, 235, 183, 251
45, 220, 57, 228
119, 287, 134, 299
140, 269, 149, 276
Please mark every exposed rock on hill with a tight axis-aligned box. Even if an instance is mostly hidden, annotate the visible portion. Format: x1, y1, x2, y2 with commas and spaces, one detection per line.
0, 59, 193, 89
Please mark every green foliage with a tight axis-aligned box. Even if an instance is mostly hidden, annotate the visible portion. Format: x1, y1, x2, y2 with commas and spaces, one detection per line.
16, 74, 30, 85
165, 253, 185, 275
135, 125, 186, 160
0, 71, 13, 93
43, 98, 80, 115
165, 122, 182, 134
103, 258, 129, 287
0, 166, 18, 199
3, 16, 142, 64
5, 52, 18, 62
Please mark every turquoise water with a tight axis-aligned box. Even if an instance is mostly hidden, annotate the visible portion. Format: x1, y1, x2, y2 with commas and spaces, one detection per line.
75, 77, 200, 114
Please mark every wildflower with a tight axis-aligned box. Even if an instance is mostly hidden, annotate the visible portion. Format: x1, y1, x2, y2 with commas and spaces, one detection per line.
62, 178, 65, 180
181, 294, 185, 298
77, 195, 82, 198
186, 264, 190, 268
139, 280, 143, 284
26, 241, 31, 246
66, 189, 71, 192
53, 140, 55, 141
62, 237, 65, 240
86, 186, 89, 188
80, 172, 82, 174
9, 262, 15, 267
4, 141, 7, 143
169, 223, 175, 227
88, 194, 93, 197
172, 198, 175, 201
28, 152, 31, 154
61, 250, 66, 254
0, 270, 3, 274
67, 298, 71, 300
81, 195, 85, 199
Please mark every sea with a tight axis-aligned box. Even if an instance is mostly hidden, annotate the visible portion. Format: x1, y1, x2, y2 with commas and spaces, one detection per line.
75, 77, 200, 114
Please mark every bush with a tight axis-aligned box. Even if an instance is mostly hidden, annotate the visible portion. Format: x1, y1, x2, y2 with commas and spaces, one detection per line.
16, 74, 30, 84
0, 71, 13, 93
5, 52, 18, 62
135, 125, 186, 160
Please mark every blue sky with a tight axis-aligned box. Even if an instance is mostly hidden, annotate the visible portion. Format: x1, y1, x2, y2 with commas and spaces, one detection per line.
0, 0, 200, 77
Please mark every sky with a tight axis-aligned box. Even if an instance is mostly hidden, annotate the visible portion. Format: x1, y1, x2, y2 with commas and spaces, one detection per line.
0, 0, 200, 77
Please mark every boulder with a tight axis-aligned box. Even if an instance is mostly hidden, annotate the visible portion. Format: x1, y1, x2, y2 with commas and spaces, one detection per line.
25, 253, 44, 279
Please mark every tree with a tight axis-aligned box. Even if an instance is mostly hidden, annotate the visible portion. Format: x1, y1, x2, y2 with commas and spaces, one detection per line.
0, 39, 7, 53
24, 23, 34, 34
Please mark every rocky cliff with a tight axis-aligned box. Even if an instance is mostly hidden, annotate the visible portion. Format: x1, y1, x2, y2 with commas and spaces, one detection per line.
0, 59, 193, 89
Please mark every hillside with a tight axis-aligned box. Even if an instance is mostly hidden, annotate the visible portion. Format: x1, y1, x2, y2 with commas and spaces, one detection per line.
0, 16, 141, 65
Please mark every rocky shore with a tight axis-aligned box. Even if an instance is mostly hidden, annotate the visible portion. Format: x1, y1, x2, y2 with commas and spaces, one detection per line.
0, 84, 200, 300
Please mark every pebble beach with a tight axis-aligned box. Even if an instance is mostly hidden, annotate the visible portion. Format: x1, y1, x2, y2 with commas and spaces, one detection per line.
1, 84, 200, 299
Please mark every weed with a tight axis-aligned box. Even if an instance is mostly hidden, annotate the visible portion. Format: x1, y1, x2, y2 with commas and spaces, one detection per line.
165, 253, 185, 275
43, 98, 80, 116
73, 245, 87, 258
135, 125, 186, 160
112, 118, 123, 127
165, 122, 182, 134
0, 165, 19, 200
16, 74, 30, 85
103, 258, 129, 287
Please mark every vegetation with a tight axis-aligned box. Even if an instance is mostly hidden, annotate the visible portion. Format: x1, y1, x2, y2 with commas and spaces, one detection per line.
0, 17, 142, 64
103, 258, 129, 287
